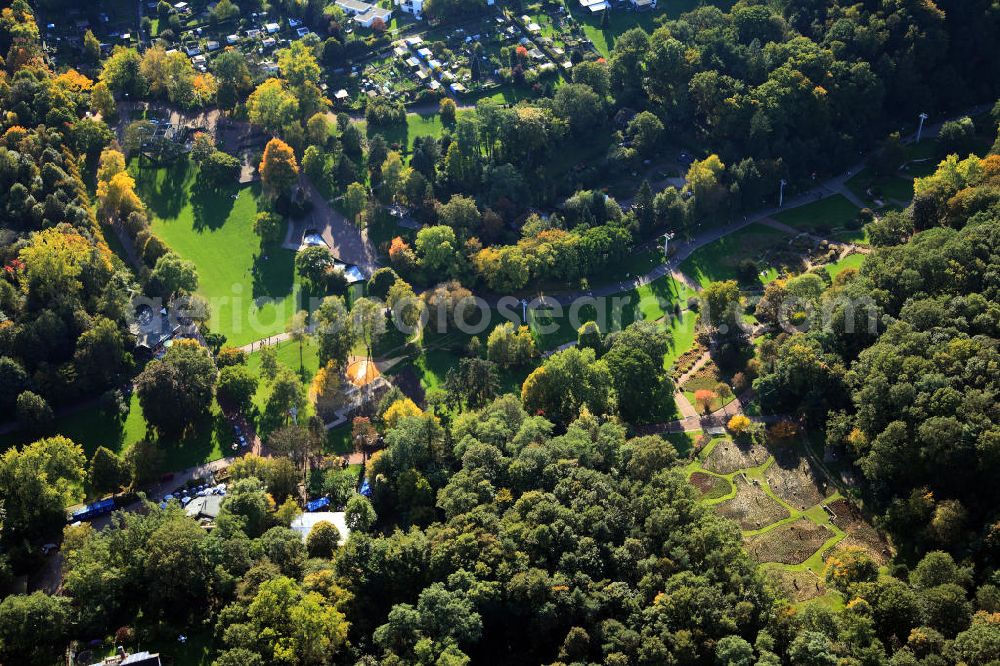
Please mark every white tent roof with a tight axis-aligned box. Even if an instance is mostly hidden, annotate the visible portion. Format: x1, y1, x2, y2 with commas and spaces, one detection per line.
291, 511, 350, 545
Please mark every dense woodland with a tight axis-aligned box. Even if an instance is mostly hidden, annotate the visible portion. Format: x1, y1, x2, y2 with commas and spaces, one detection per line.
1, 0, 1000, 664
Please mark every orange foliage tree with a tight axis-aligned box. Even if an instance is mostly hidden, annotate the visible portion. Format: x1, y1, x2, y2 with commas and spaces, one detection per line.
694, 389, 717, 414
259, 137, 299, 196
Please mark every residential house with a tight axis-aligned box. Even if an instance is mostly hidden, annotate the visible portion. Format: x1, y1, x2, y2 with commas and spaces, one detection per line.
396, 0, 424, 20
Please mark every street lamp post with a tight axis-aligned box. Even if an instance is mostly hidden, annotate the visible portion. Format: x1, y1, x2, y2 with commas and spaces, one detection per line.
520, 298, 529, 325
661, 232, 675, 260
779, 179, 787, 208
916, 112, 929, 142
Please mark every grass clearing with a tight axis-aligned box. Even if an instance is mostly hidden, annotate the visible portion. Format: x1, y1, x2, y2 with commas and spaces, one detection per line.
246, 337, 321, 438
356, 110, 471, 154
584, 246, 665, 290
132, 159, 300, 347
824, 252, 865, 279
764, 566, 829, 604
529, 274, 694, 350
327, 423, 353, 455
0, 393, 146, 461
662, 309, 698, 370
665, 430, 699, 457
0, 390, 225, 475
773, 195, 863, 242
679, 223, 790, 288
571, 1, 734, 57
845, 167, 915, 206
144, 628, 215, 666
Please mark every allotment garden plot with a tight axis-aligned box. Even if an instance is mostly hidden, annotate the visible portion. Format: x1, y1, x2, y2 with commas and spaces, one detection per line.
685, 436, 892, 608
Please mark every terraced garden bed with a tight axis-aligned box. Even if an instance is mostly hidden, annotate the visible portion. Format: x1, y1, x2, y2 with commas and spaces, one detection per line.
702, 438, 770, 475
689, 471, 732, 500
714, 475, 789, 530
746, 518, 834, 565
765, 451, 830, 511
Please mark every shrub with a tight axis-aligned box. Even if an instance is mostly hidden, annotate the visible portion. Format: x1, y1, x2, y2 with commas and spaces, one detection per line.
253, 211, 284, 245
767, 419, 800, 446
365, 97, 405, 127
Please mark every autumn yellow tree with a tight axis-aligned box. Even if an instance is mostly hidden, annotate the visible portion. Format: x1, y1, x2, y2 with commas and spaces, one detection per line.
380, 152, 408, 203
382, 397, 422, 430
823, 546, 879, 592
727, 414, 751, 434
54, 69, 93, 92
685, 154, 727, 221
311, 361, 344, 421
97, 148, 126, 183
95, 149, 143, 220
259, 137, 299, 196
97, 171, 144, 221
19, 228, 112, 302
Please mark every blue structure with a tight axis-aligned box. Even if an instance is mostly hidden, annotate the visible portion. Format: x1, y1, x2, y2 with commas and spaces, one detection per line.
359, 477, 372, 497
306, 497, 330, 512
70, 497, 115, 522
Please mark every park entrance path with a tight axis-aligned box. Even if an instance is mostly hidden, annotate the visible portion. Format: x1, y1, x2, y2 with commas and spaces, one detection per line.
673, 391, 700, 421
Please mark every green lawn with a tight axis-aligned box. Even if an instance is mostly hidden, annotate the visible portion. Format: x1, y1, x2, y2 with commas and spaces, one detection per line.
144, 629, 215, 666
663, 309, 697, 370
572, 1, 734, 56
355, 110, 471, 153
679, 223, 790, 288
0, 393, 146, 461
903, 160, 940, 178
665, 430, 699, 457
773, 195, 862, 241
579, 246, 663, 289
247, 337, 321, 437
845, 167, 915, 207
132, 159, 300, 347
0, 390, 225, 476
327, 423, 352, 455
529, 275, 693, 350
824, 253, 865, 279
412, 348, 452, 392
463, 81, 540, 106
391, 347, 533, 405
